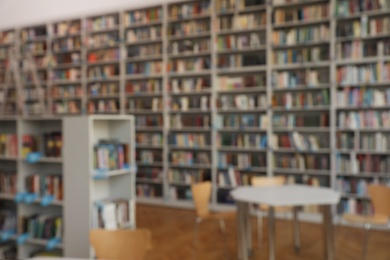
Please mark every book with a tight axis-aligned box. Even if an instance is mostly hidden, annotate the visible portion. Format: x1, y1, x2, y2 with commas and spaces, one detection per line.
169, 133, 209, 147
218, 133, 267, 149
93, 199, 129, 229
127, 61, 162, 74
272, 132, 324, 151
169, 1, 210, 19
218, 53, 266, 69
273, 113, 329, 127
274, 154, 330, 171
87, 65, 119, 79
169, 38, 210, 55
128, 44, 162, 58
25, 174, 63, 201
88, 83, 119, 97
274, 3, 329, 24
137, 150, 163, 164
88, 100, 119, 114
127, 26, 162, 43
126, 7, 163, 26
170, 151, 210, 165
168, 57, 210, 73
217, 32, 265, 51
218, 75, 266, 91
273, 90, 330, 108
168, 20, 210, 37
274, 46, 329, 64
19, 214, 62, 240
0, 134, 18, 158
127, 79, 162, 94
86, 15, 119, 31
93, 140, 129, 170
272, 24, 330, 46
273, 69, 329, 88
218, 152, 266, 168
21, 26, 47, 42
170, 114, 211, 128
136, 115, 163, 127
168, 169, 210, 184
88, 49, 120, 63
87, 31, 120, 48
53, 20, 81, 36
136, 184, 163, 198
336, 0, 390, 17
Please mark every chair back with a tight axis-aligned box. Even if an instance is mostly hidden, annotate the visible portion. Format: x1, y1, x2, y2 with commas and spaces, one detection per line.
90, 229, 152, 260
368, 184, 390, 218
251, 176, 286, 187
191, 181, 212, 217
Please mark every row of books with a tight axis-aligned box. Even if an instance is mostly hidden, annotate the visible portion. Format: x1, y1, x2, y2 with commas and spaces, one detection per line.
217, 32, 265, 51
25, 104, 44, 116
168, 169, 210, 184
53, 37, 82, 52
170, 78, 210, 93
273, 69, 329, 88
126, 80, 162, 94
170, 39, 210, 55
136, 133, 163, 146
169, 1, 210, 19
336, 40, 390, 60
169, 186, 192, 201
136, 115, 163, 127
88, 83, 119, 97
218, 133, 267, 148
0, 244, 16, 260
218, 13, 266, 31
273, 113, 329, 128
138, 167, 162, 180
169, 133, 210, 147
216, 114, 268, 128
360, 132, 390, 151
53, 21, 81, 37
88, 49, 120, 63
51, 68, 80, 81
338, 198, 372, 215
273, 3, 329, 24
87, 100, 119, 114
52, 101, 81, 114
336, 17, 390, 38
337, 132, 355, 149
125, 7, 163, 26
0, 134, 18, 158
136, 184, 163, 198
337, 63, 390, 85
0, 172, 16, 195
218, 153, 266, 168
127, 61, 162, 75
93, 199, 129, 230
87, 32, 119, 49
20, 214, 62, 240
337, 154, 390, 174
336, 178, 370, 196
53, 53, 81, 66
171, 96, 209, 111
21, 27, 47, 42
88, 65, 119, 79
168, 57, 211, 73
273, 90, 329, 108
272, 25, 330, 46
217, 75, 266, 91
128, 44, 162, 58
22, 42, 46, 54
138, 150, 162, 164
22, 132, 62, 158
25, 174, 63, 201
128, 98, 161, 111
218, 94, 267, 110
337, 87, 390, 107
127, 26, 162, 43
218, 53, 266, 69
215, 0, 236, 13
0, 210, 16, 233
0, 31, 15, 45
93, 140, 129, 171
23, 88, 44, 101
274, 154, 330, 171
86, 15, 119, 31
273, 46, 329, 64
338, 110, 390, 128
167, 20, 210, 37
170, 114, 210, 128
271, 132, 325, 150
170, 151, 210, 165
335, 0, 390, 17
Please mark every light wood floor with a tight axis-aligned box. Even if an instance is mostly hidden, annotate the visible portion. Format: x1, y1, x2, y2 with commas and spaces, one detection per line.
136, 204, 390, 260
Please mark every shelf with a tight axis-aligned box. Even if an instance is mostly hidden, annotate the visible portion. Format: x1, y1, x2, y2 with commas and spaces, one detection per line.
337, 171, 390, 178
126, 38, 162, 45
25, 237, 64, 249
341, 194, 370, 200
87, 26, 120, 34
87, 59, 120, 66
169, 163, 211, 169
135, 127, 163, 132
168, 13, 211, 23
0, 193, 14, 200
92, 168, 132, 179
335, 56, 386, 65
88, 94, 120, 100
87, 44, 120, 51
22, 157, 63, 163
22, 35, 47, 43
136, 144, 163, 149
273, 127, 330, 132
170, 90, 211, 96
168, 182, 193, 187
337, 105, 390, 111
52, 79, 81, 85
126, 55, 163, 62
53, 48, 81, 54
217, 46, 267, 54
273, 0, 328, 8
169, 145, 211, 151
169, 109, 211, 114
272, 106, 330, 112
125, 20, 163, 29
218, 146, 267, 152
51, 32, 82, 40
272, 84, 330, 92
272, 40, 329, 49
336, 33, 390, 43
238, 4, 266, 13
272, 61, 330, 70
87, 76, 121, 82
273, 18, 329, 29
336, 149, 390, 155
169, 70, 211, 77
136, 162, 164, 167
168, 51, 211, 59
336, 9, 390, 21
273, 148, 330, 154
52, 96, 82, 101
52, 63, 82, 69
0, 155, 19, 161
217, 108, 267, 113
126, 74, 163, 80
218, 86, 266, 94
168, 32, 211, 41
337, 82, 390, 88
129, 110, 162, 115
218, 166, 267, 172
336, 128, 390, 132
217, 26, 266, 35
217, 127, 267, 132
217, 66, 267, 74
136, 178, 163, 184
126, 92, 163, 97
169, 127, 211, 132
273, 168, 330, 176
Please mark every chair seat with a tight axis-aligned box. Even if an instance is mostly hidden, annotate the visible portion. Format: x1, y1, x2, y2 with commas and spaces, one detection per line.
201, 211, 236, 220
343, 213, 390, 225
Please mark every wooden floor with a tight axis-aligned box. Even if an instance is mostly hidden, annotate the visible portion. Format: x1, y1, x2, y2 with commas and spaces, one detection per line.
136, 204, 390, 260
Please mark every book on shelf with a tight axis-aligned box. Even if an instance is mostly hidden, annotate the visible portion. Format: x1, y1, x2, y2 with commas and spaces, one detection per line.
274, 154, 330, 171
170, 151, 210, 165
168, 20, 210, 37
138, 167, 162, 180
271, 132, 325, 151
338, 110, 390, 129
169, 1, 210, 19
337, 87, 390, 107
168, 169, 211, 184
274, 46, 329, 64
53, 37, 82, 52
272, 90, 330, 108
0, 31, 15, 45
337, 153, 390, 174
88, 65, 119, 79
86, 15, 119, 31
136, 115, 163, 127
218, 133, 267, 149
29, 250, 62, 258
218, 12, 266, 31
170, 133, 210, 147
168, 57, 211, 73
274, 3, 329, 24
53, 53, 81, 66
128, 98, 162, 112
93, 199, 129, 230
137, 184, 163, 198
335, 0, 390, 17
218, 167, 240, 187
272, 24, 330, 46
216, 0, 236, 13
170, 78, 210, 93
0, 244, 17, 260
22, 132, 62, 158
171, 96, 209, 111
0, 209, 16, 234
170, 114, 211, 128
126, 79, 162, 94
52, 100, 81, 115
218, 53, 266, 69
88, 83, 119, 97
20, 214, 62, 240
0, 134, 18, 158
338, 198, 373, 215
87, 32, 120, 48
88, 100, 119, 114
170, 38, 210, 55
218, 75, 266, 91
273, 69, 329, 88
216, 114, 268, 129
22, 41, 47, 54
51, 68, 80, 82
336, 177, 370, 197
93, 140, 129, 171
128, 44, 162, 58
53, 20, 81, 37
21, 26, 47, 42
127, 26, 162, 43
337, 131, 356, 150
273, 113, 329, 128
125, 7, 163, 26
0, 172, 17, 195
337, 63, 390, 85
336, 16, 390, 38
169, 186, 192, 201
88, 49, 120, 63
360, 132, 390, 151
218, 94, 267, 110
137, 150, 163, 164
336, 40, 379, 60
217, 32, 265, 51
127, 61, 162, 74
218, 152, 266, 169
25, 174, 63, 201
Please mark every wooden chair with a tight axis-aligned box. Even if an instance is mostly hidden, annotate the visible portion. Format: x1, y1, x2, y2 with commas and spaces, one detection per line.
90, 229, 152, 260
191, 181, 235, 259
342, 184, 390, 260
251, 176, 300, 253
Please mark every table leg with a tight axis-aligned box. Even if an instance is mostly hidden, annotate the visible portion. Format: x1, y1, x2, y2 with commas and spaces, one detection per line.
293, 206, 300, 254
322, 205, 335, 260
237, 202, 248, 260
243, 203, 253, 255
268, 206, 275, 260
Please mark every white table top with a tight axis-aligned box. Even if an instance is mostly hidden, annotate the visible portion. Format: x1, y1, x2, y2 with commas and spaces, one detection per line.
230, 184, 341, 207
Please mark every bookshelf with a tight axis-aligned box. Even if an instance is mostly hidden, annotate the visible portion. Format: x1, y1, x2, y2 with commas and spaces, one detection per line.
63, 115, 136, 258
1, 0, 390, 223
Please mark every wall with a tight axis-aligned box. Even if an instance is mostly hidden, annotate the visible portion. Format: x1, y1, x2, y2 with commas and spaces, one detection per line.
0, 0, 174, 29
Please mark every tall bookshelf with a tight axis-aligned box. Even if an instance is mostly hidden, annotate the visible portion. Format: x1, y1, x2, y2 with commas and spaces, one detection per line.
1, 0, 390, 219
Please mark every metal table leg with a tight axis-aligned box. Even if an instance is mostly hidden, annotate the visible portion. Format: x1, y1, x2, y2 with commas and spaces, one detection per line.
293, 206, 300, 254
268, 206, 275, 260
237, 201, 248, 260
322, 205, 335, 260
243, 202, 253, 256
